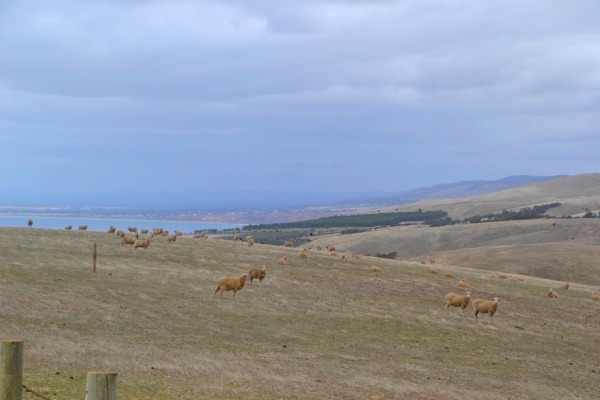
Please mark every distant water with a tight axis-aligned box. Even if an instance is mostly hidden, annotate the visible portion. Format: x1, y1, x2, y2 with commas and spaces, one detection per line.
0, 215, 241, 233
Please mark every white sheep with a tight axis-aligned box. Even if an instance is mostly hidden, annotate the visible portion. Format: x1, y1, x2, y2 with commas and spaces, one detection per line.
472, 297, 500, 324
445, 292, 471, 316
214, 273, 248, 298
248, 265, 267, 285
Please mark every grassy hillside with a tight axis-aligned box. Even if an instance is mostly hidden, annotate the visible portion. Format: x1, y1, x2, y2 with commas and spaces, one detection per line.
1, 227, 600, 399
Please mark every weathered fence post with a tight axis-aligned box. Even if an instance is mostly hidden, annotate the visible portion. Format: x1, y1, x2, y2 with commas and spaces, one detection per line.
93, 243, 97, 273
0, 340, 23, 400
86, 372, 117, 400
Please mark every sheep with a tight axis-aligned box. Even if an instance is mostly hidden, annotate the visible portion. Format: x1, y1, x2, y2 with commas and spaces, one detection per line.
444, 271, 454, 278
284, 241, 294, 247
245, 235, 253, 242
152, 228, 162, 235
247, 238, 254, 246
27, 219, 33, 228
510, 277, 519, 283
214, 273, 248, 298
499, 274, 507, 279
233, 234, 239, 241
202, 235, 209, 239
141, 229, 149, 234
427, 267, 438, 274
591, 293, 600, 301
420, 261, 426, 265
547, 288, 558, 298
300, 251, 307, 258
329, 246, 337, 252
193, 235, 202, 239
107, 226, 116, 234
340, 254, 347, 260
352, 253, 362, 259
445, 292, 471, 316
429, 259, 435, 264
128, 227, 137, 233
116, 230, 125, 237
161, 232, 169, 236
370, 266, 381, 272
167, 235, 177, 242
134, 238, 151, 250
175, 231, 183, 236
248, 265, 267, 285
65, 225, 73, 230
480, 275, 489, 282
458, 278, 468, 288
559, 283, 570, 290
122, 236, 136, 246
277, 256, 287, 265
396, 257, 404, 261
331, 251, 337, 257
472, 297, 500, 324
78, 225, 88, 231
316, 245, 322, 251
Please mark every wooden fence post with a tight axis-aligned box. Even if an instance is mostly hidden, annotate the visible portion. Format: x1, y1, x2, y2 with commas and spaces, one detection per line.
93, 243, 97, 273
0, 340, 23, 400
86, 372, 117, 400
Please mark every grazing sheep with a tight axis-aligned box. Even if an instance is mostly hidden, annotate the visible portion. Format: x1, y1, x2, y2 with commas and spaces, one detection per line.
480, 275, 489, 282
430, 259, 435, 264
141, 229, 149, 234
445, 292, 471, 316
499, 274, 507, 279
65, 225, 73, 230
591, 293, 600, 301
472, 297, 500, 324
134, 238, 151, 250
116, 230, 125, 237
458, 278, 468, 288
248, 265, 267, 285
547, 288, 558, 298
300, 251, 307, 258
370, 266, 381, 272
122, 236, 136, 246
329, 246, 336, 252
214, 273, 248, 298
79, 225, 88, 231
167, 235, 177, 242
444, 271, 454, 278
153, 228, 162, 235
193, 235, 202, 239
331, 251, 337, 257
352, 253, 362, 259
510, 277, 519, 283
316, 245, 322, 251
341, 254, 346, 260
420, 261, 426, 265
245, 235, 253, 242
284, 241, 293, 247
27, 219, 33, 228
107, 226, 116, 234
396, 257, 404, 261
559, 283, 570, 290
427, 267, 438, 275
277, 256, 287, 265
162, 232, 169, 236
247, 238, 254, 246
128, 227, 137, 233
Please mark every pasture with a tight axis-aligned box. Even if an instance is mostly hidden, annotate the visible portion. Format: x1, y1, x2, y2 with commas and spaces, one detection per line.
1, 227, 599, 399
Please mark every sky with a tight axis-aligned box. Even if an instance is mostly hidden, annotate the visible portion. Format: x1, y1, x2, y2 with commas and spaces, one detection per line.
1, 0, 600, 205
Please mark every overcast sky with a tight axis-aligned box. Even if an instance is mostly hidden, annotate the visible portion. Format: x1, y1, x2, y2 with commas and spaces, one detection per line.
1, 1, 599, 201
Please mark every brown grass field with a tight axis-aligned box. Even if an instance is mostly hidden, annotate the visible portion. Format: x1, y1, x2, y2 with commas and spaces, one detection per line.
1, 227, 600, 399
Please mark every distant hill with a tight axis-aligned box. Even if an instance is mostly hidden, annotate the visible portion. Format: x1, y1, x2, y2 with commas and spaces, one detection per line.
338, 175, 567, 207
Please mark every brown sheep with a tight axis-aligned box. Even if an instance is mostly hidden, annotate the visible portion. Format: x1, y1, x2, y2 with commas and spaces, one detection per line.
559, 283, 570, 290
300, 251, 307, 258
65, 225, 73, 230
331, 251, 337, 257
370, 266, 381, 272
116, 230, 125, 237
396, 257, 404, 261
329, 246, 336, 252
141, 229, 149, 234
27, 219, 33, 228
547, 288, 558, 298
128, 227, 137, 233
107, 226, 116, 234
162, 232, 169, 236
214, 273, 248, 298
153, 228, 162, 235
193, 235, 202, 239
473, 298, 500, 324
122, 236, 136, 246
499, 274, 507, 279
167, 235, 177, 242
510, 277, 519, 283
445, 292, 471, 316
591, 292, 600, 301
458, 278, 468, 288
233, 234, 239, 241
134, 238, 151, 250
444, 271, 454, 278
340, 254, 347, 260
427, 267, 438, 275
247, 238, 254, 246
480, 275, 489, 282
248, 265, 267, 285
352, 253, 362, 259
277, 256, 287, 265
420, 261, 426, 265
284, 241, 294, 247
78, 225, 88, 231
316, 245, 322, 251
430, 259, 435, 264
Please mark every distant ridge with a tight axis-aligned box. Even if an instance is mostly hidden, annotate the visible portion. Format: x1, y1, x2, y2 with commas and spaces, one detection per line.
338, 175, 567, 207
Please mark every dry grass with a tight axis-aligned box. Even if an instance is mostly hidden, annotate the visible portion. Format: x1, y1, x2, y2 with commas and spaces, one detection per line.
1, 227, 600, 399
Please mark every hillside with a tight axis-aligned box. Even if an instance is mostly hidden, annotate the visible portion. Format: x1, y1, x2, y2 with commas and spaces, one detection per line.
1, 227, 599, 399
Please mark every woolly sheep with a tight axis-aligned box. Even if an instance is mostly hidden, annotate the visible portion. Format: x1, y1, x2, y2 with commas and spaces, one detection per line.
331, 251, 337, 257
480, 275, 489, 282
445, 292, 471, 316
162, 232, 169, 236
65, 225, 73, 230
27, 219, 33, 228
134, 237, 151, 250
284, 241, 293, 247
153, 228, 162, 235
167, 235, 177, 242
141, 229, 149, 234
396, 257, 403, 261
559, 283, 570, 290
430, 259, 435, 264
371, 266, 381, 272
214, 273, 248, 298
458, 278, 468, 288
128, 227, 137, 233
472, 297, 500, 324
107, 226, 116, 234
547, 288, 558, 298
341, 254, 347, 260
444, 271, 453, 278
248, 265, 267, 285
427, 267, 438, 275
329, 246, 337, 252
316, 245, 322, 251
591, 292, 600, 301
117, 230, 125, 237
499, 274, 507, 279
79, 225, 88, 231
247, 238, 254, 246
277, 256, 287, 265
300, 251, 307, 258
122, 236, 136, 246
